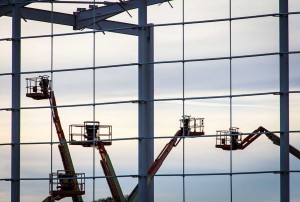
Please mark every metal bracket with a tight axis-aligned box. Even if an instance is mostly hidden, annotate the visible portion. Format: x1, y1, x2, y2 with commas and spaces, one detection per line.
117, 0, 132, 18
158, 0, 173, 8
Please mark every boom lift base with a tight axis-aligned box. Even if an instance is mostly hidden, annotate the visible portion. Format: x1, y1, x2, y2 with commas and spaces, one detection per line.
50, 170, 85, 201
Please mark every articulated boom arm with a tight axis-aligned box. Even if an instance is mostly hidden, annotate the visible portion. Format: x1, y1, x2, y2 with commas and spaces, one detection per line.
128, 117, 205, 202
216, 126, 300, 160
238, 127, 263, 149
49, 92, 75, 171
97, 143, 126, 202
47, 91, 83, 202
49, 92, 68, 142
148, 117, 204, 181
26, 76, 83, 202
127, 130, 184, 202
147, 130, 182, 181
256, 127, 300, 160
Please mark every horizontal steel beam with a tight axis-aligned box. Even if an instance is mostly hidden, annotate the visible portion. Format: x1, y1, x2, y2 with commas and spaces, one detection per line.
4, 7, 138, 35
1, 0, 169, 35
0, 2, 31, 16
0, 0, 34, 5
84, 19, 138, 35
0, 0, 36, 15
20, 7, 74, 25
75, 0, 171, 22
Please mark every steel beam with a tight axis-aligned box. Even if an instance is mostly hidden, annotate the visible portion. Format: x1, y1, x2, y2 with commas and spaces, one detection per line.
147, 25, 154, 202
3, 7, 138, 35
138, 1, 154, 202
2, 7, 74, 25
76, 0, 169, 22
19, 7, 74, 26
279, 0, 289, 202
0, 1, 31, 16
11, 0, 21, 201
0, 0, 36, 5
1, 0, 169, 35
0, 4, 19, 16
76, 18, 138, 36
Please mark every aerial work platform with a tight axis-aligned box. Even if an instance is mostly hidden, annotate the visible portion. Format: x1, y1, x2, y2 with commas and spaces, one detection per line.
69, 120, 125, 202
127, 116, 205, 202
26, 75, 51, 100
26, 75, 85, 202
215, 126, 300, 159
69, 121, 112, 147
179, 116, 205, 136
25, 76, 209, 202
147, 116, 204, 182
216, 127, 241, 150
48, 170, 85, 201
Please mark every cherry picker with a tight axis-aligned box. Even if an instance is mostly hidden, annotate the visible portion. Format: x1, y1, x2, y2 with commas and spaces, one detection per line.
69, 116, 204, 202
69, 121, 125, 201
147, 116, 204, 182
215, 126, 300, 159
26, 76, 85, 202
127, 116, 205, 202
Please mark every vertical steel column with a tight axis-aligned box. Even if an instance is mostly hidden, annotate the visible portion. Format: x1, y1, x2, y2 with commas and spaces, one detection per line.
138, 0, 154, 201
279, 0, 289, 202
229, 1, 233, 202
11, 0, 21, 201
147, 25, 154, 202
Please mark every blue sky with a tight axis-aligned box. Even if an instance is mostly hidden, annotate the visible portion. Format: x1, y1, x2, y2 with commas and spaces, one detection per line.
0, 0, 300, 201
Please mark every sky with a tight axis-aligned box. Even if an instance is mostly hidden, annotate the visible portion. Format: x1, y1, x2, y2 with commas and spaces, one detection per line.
0, 0, 300, 201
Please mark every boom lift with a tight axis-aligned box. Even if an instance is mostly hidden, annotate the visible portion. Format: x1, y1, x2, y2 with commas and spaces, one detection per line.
69, 121, 126, 202
127, 116, 205, 202
147, 116, 204, 181
26, 76, 85, 202
70, 116, 204, 202
215, 126, 300, 159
